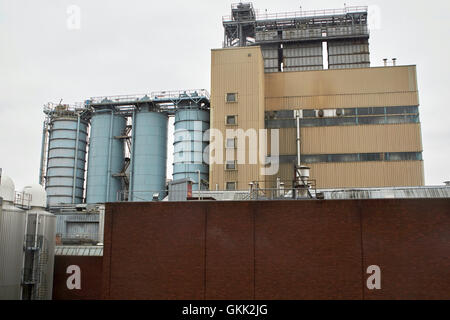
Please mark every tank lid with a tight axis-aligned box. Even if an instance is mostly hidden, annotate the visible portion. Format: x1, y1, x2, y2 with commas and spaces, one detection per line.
22, 184, 47, 208
0, 174, 15, 202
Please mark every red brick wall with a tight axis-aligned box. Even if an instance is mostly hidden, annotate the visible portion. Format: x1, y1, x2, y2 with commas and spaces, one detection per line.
54, 199, 450, 300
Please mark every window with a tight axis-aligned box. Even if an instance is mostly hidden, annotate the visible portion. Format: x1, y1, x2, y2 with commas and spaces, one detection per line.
226, 115, 237, 125
226, 182, 237, 190
226, 138, 236, 149
226, 93, 237, 103
226, 160, 237, 170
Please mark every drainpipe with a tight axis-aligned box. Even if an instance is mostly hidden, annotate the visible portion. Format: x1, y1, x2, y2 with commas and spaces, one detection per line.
128, 108, 136, 201
72, 114, 81, 203
105, 110, 114, 202
295, 110, 301, 167
39, 120, 48, 186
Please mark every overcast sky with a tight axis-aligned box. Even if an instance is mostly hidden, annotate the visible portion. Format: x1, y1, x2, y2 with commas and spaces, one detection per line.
1, 0, 449, 191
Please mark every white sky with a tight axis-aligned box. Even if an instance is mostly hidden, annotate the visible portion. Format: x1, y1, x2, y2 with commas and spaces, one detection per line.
1, 0, 449, 190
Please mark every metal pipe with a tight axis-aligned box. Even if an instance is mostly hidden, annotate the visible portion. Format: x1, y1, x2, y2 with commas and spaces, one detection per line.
197, 170, 201, 200
295, 110, 301, 166
19, 212, 29, 300
128, 108, 136, 201
105, 110, 114, 202
38, 120, 48, 185
72, 114, 81, 203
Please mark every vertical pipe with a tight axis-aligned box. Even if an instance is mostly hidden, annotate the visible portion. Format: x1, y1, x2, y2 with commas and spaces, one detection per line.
19, 212, 29, 300
38, 120, 48, 186
72, 114, 81, 203
198, 170, 201, 200
295, 110, 301, 166
105, 110, 114, 202
128, 108, 136, 201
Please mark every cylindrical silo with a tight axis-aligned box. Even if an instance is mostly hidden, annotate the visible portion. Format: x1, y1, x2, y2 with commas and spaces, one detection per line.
45, 106, 88, 206
0, 175, 27, 300
21, 184, 55, 300
129, 107, 168, 201
173, 107, 210, 190
86, 108, 126, 203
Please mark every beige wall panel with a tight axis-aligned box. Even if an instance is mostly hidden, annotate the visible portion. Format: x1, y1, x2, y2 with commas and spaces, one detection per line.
265, 91, 419, 110
210, 46, 266, 190
265, 66, 418, 97
265, 161, 424, 189
271, 123, 423, 155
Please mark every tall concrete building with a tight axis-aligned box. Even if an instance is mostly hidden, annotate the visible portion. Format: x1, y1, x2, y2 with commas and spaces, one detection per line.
210, 3, 424, 190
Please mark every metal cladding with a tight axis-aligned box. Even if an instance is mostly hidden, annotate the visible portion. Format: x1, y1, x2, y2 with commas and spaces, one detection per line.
130, 107, 168, 201
86, 108, 126, 203
0, 202, 26, 300
173, 108, 210, 191
22, 210, 56, 300
46, 116, 88, 206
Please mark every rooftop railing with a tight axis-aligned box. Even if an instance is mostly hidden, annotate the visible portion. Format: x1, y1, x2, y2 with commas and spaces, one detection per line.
223, 6, 368, 22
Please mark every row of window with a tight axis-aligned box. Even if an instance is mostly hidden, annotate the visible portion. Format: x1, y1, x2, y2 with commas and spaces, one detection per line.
279, 152, 423, 164
266, 106, 419, 120
266, 114, 420, 128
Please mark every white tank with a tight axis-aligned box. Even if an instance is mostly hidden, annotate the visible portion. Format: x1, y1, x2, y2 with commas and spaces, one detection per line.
21, 184, 56, 300
0, 175, 27, 300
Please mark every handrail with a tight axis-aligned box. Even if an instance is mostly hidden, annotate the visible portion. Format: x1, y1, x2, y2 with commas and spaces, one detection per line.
223, 6, 368, 22
86, 89, 210, 105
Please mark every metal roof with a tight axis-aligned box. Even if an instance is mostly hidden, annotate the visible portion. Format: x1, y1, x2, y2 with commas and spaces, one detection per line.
55, 245, 103, 256
317, 186, 450, 199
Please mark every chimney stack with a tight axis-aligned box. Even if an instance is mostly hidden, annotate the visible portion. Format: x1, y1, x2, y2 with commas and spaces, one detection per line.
392, 58, 397, 66
383, 58, 388, 66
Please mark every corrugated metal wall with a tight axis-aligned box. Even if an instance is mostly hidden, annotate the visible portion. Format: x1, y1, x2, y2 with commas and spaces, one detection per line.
269, 123, 423, 155
210, 47, 266, 190
283, 43, 323, 71
266, 161, 425, 188
327, 40, 370, 69
260, 44, 279, 73
264, 66, 419, 110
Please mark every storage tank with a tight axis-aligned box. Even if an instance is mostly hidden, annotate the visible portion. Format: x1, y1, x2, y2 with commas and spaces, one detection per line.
21, 184, 56, 300
173, 107, 210, 190
86, 107, 126, 203
129, 106, 168, 201
0, 175, 27, 300
45, 106, 89, 206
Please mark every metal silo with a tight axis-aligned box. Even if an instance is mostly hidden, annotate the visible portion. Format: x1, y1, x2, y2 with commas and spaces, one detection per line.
86, 107, 126, 203
45, 105, 89, 206
0, 175, 26, 300
173, 107, 210, 190
129, 106, 168, 201
21, 184, 56, 300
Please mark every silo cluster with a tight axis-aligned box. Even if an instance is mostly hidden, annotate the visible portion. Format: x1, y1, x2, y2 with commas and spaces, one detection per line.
40, 91, 210, 205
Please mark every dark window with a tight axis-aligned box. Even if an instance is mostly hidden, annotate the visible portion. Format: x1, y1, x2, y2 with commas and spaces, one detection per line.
226, 161, 236, 170
226, 182, 236, 190
358, 116, 386, 125
226, 93, 237, 103
226, 115, 237, 125
302, 109, 316, 118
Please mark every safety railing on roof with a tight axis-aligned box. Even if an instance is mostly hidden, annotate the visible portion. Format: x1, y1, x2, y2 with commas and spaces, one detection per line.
87, 89, 210, 105
223, 6, 368, 22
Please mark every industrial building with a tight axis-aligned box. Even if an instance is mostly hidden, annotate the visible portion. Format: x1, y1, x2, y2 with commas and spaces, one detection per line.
211, 3, 423, 191
0, 3, 449, 301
